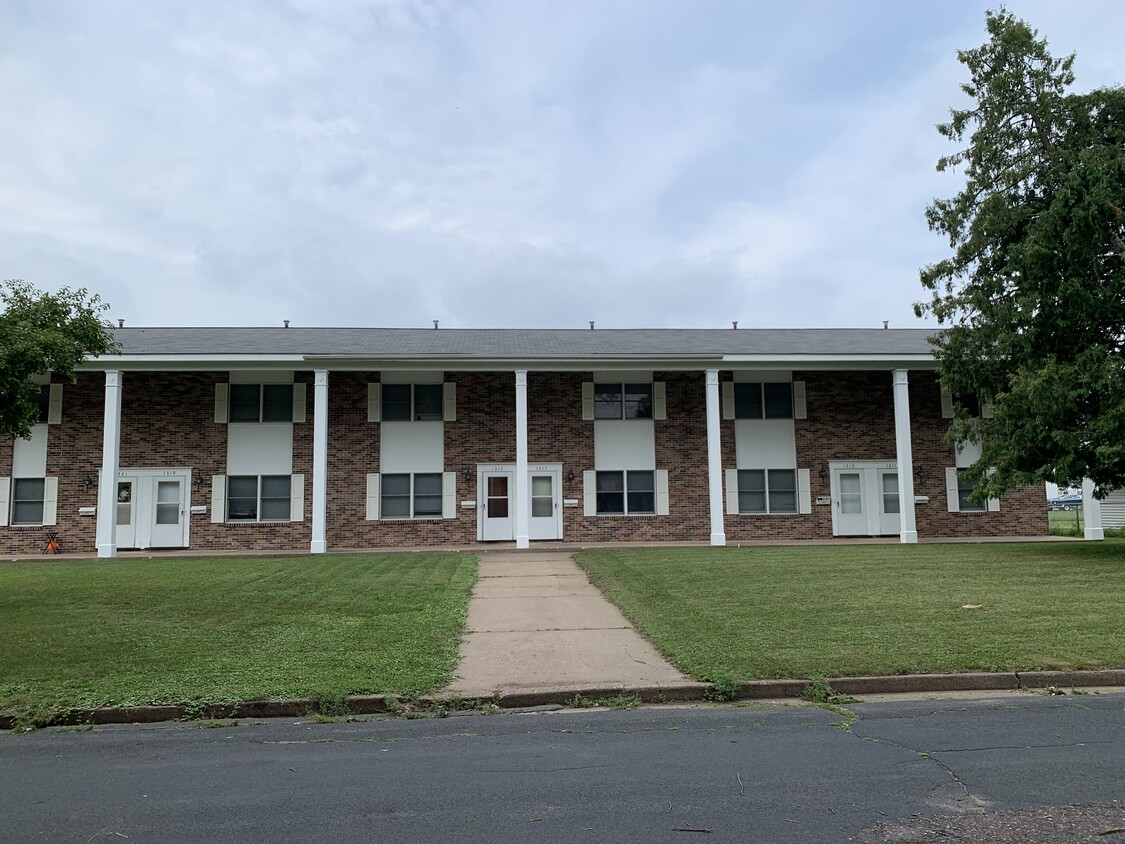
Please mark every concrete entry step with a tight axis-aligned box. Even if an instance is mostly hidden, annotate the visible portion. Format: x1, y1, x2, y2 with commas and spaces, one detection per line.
446, 552, 694, 697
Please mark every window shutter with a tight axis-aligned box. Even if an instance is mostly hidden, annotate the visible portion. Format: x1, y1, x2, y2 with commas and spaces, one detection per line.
365, 474, 380, 520
211, 475, 226, 523
290, 474, 305, 521
722, 381, 735, 420
797, 468, 811, 514
655, 469, 669, 515
367, 383, 381, 422
653, 382, 667, 421
981, 401, 994, 419
583, 470, 596, 516
725, 469, 739, 515
47, 384, 63, 424
443, 382, 457, 422
793, 381, 807, 420
940, 390, 953, 419
987, 495, 1000, 512
945, 467, 959, 512
442, 472, 456, 518
41, 476, 59, 525
292, 383, 307, 424
0, 477, 9, 527
215, 384, 229, 424
581, 382, 594, 421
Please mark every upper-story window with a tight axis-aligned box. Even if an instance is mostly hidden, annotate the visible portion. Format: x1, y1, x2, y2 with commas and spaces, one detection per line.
594, 383, 653, 420
229, 384, 293, 422
382, 384, 443, 421
734, 382, 792, 419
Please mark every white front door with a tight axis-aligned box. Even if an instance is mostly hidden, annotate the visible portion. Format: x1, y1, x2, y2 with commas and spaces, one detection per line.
480, 470, 514, 541
831, 462, 900, 537
112, 469, 191, 549
527, 467, 562, 541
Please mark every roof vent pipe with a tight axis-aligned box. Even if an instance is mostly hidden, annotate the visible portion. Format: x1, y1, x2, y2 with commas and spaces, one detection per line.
284, 320, 290, 328
883, 320, 889, 330
118, 319, 124, 328
732, 321, 738, 329
589, 321, 595, 330
433, 320, 439, 329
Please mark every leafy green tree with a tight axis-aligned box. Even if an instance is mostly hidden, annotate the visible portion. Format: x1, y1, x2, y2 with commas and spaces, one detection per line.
917, 10, 1125, 497
0, 280, 119, 439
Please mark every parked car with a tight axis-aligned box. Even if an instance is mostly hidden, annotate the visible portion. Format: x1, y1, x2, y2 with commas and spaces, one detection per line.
1048, 495, 1083, 511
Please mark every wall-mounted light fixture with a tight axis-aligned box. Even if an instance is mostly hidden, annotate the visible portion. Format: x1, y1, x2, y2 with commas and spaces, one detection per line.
84, 472, 95, 491
567, 469, 575, 483
818, 465, 827, 481
463, 468, 473, 485
193, 470, 205, 489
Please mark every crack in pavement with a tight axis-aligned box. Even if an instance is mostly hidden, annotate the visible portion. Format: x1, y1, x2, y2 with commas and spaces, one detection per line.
851, 731, 988, 812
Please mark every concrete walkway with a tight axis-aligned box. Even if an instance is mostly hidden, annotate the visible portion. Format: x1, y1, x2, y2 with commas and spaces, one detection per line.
445, 552, 695, 698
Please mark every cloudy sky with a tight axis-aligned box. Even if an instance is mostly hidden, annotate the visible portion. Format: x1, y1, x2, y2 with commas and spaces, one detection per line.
1, 1, 1120, 329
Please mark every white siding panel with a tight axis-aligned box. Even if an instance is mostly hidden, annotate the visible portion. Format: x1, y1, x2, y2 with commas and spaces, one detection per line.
725, 468, 739, 515
1101, 491, 1125, 528
734, 419, 796, 469
380, 422, 444, 473
594, 420, 655, 470
583, 470, 596, 516
656, 469, 669, 516
365, 474, 380, 520
227, 423, 294, 475
442, 472, 456, 518
367, 383, 380, 422
793, 381, 807, 420
581, 382, 594, 421
443, 382, 456, 422
798, 468, 811, 514
47, 384, 63, 424
945, 467, 960, 512
211, 475, 226, 523
653, 382, 666, 421
290, 474, 305, 522
721, 381, 735, 420
42, 477, 58, 525
215, 383, 229, 424
12, 424, 49, 476
955, 438, 982, 469
291, 383, 307, 424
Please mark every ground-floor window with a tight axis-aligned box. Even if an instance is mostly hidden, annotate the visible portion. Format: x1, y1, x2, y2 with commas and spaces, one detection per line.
957, 471, 985, 512
10, 478, 45, 525
381, 473, 443, 518
227, 475, 291, 521
738, 469, 797, 514
596, 470, 655, 515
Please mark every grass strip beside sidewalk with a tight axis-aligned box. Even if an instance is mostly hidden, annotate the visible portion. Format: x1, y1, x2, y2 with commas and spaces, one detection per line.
0, 554, 476, 725
574, 543, 1125, 683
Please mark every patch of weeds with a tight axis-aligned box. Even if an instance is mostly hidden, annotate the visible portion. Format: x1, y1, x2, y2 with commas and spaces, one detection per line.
567, 694, 595, 709
1071, 688, 1088, 695
312, 693, 354, 718
800, 677, 857, 705
53, 724, 93, 733
706, 672, 741, 703
602, 693, 642, 711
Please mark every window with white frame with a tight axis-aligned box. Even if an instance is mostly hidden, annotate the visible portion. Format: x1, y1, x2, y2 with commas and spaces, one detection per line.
382, 384, 443, 421
737, 469, 797, 514
380, 473, 443, 518
10, 478, 45, 525
956, 471, 986, 512
227, 475, 292, 521
734, 382, 793, 419
594, 383, 653, 420
229, 384, 293, 422
595, 470, 655, 514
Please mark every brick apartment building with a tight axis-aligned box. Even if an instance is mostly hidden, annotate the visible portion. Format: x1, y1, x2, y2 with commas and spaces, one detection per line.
0, 327, 1049, 557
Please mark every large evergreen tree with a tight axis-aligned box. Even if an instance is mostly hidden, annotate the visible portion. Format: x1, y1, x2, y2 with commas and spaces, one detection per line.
918, 10, 1125, 497
0, 280, 119, 439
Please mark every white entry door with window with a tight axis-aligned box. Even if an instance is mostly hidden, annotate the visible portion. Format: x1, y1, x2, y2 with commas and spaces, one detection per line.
113, 468, 191, 549
830, 461, 900, 537
477, 463, 563, 541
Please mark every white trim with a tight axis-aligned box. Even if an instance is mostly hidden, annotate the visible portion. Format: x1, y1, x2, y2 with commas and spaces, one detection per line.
656, 469, 669, 516
290, 474, 305, 522
653, 382, 666, 421
945, 467, 959, 512
725, 468, 739, 515
940, 390, 953, 419
721, 381, 734, 420
215, 383, 229, 424
42, 476, 58, 525
292, 383, 307, 424
212, 475, 226, 523
47, 384, 63, 424
365, 474, 380, 521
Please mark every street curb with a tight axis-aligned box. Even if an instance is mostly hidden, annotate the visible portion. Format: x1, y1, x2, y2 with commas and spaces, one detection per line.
4, 670, 1124, 729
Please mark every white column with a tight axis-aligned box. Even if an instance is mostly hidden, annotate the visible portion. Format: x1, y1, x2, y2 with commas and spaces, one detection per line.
514, 370, 529, 549
95, 370, 123, 558
892, 369, 918, 544
705, 369, 726, 547
310, 369, 329, 554
1081, 478, 1104, 541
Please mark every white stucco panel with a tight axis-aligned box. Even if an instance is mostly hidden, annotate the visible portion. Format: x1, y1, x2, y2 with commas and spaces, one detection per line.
380, 421, 444, 473
594, 420, 655, 470
227, 423, 294, 475
12, 424, 49, 476
735, 419, 796, 469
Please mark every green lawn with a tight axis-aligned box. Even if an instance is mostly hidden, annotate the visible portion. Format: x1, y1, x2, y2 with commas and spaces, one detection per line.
575, 543, 1125, 682
1048, 508, 1085, 536
0, 554, 476, 722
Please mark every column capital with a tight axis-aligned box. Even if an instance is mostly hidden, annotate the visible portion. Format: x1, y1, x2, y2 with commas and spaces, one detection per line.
314, 369, 329, 387
104, 370, 122, 388
892, 369, 909, 387
705, 369, 720, 387
515, 370, 528, 387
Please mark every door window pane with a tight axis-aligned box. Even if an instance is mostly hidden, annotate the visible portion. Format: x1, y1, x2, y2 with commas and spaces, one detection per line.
768, 469, 797, 513
116, 482, 133, 526
737, 469, 766, 513
229, 384, 260, 422
623, 384, 653, 419
594, 384, 622, 419
531, 476, 553, 517
413, 385, 443, 421
381, 473, 411, 518
487, 475, 509, 518
763, 383, 793, 418
839, 472, 862, 514
155, 481, 180, 525
882, 473, 900, 514
262, 384, 293, 421
626, 470, 655, 514
413, 473, 443, 516
733, 383, 763, 419
381, 384, 411, 421
595, 471, 625, 513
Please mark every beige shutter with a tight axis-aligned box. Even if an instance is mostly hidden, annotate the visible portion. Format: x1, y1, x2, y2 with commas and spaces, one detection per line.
940, 390, 953, 419
367, 383, 381, 422
583, 470, 597, 516
725, 468, 739, 515
291, 383, 307, 424
442, 472, 456, 518
653, 382, 666, 421
0, 477, 10, 526
581, 382, 594, 421
986, 466, 999, 511
945, 467, 960, 512
443, 382, 457, 422
655, 469, 669, 515
41, 476, 58, 525
211, 475, 226, 523
797, 468, 811, 514
365, 473, 380, 520
793, 381, 807, 420
289, 474, 304, 521
47, 384, 63, 424
722, 381, 735, 420
981, 401, 994, 419
215, 384, 229, 424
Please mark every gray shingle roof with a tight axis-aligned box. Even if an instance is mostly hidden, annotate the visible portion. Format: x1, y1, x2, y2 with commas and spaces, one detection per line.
111, 327, 939, 358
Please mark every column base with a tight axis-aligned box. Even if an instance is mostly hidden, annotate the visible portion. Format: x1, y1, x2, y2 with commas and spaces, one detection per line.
310, 540, 327, 554
1085, 528, 1105, 541
710, 532, 726, 547
899, 530, 918, 544
515, 535, 530, 549
96, 544, 117, 559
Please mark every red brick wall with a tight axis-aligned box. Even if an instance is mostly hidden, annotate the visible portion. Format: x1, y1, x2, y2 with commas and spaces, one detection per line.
0, 368, 1047, 555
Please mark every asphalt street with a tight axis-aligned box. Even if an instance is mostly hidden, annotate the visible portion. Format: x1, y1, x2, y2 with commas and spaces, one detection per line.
1, 691, 1123, 843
